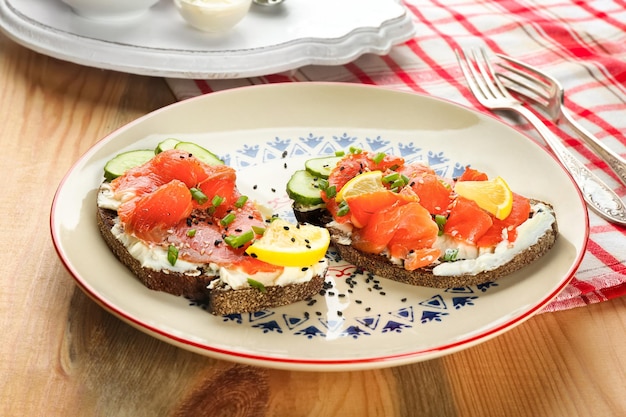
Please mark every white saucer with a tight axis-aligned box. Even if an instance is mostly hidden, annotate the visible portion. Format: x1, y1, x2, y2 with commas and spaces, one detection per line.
0, 0, 415, 78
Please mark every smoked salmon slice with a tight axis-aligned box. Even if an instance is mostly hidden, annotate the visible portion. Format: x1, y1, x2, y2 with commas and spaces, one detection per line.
111, 149, 282, 274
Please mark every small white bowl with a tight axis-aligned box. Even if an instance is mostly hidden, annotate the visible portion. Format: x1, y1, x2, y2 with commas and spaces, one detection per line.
174, 0, 252, 33
62, 0, 160, 20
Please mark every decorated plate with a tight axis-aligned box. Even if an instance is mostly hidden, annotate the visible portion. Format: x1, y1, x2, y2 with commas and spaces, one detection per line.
50, 83, 588, 371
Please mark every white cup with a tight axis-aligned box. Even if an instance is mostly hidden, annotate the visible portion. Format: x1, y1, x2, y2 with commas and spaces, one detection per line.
173, 0, 252, 33
62, 0, 160, 20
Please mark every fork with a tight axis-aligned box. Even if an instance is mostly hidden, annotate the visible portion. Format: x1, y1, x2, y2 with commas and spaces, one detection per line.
456, 47, 626, 225
494, 53, 626, 187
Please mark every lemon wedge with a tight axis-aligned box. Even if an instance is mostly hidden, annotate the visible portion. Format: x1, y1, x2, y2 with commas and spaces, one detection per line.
454, 176, 513, 220
335, 170, 385, 202
245, 219, 330, 267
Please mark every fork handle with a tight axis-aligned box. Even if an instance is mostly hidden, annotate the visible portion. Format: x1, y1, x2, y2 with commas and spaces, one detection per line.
513, 105, 626, 225
559, 107, 626, 187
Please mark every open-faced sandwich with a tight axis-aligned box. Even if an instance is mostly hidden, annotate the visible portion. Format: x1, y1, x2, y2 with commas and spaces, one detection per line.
97, 140, 329, 315
287, 148, 558, 288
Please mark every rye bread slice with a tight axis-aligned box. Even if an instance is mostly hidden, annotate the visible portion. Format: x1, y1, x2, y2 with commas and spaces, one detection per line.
208, 273, 326, 316
300, 200, 558, 288
97, 203, 327, 315
97, 206, 215, 300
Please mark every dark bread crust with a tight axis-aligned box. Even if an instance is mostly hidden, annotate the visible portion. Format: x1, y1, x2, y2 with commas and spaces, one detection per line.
97, 206, 215, 300
300, 200, 558, 288
208, 274, 325, 315
97, 197, 326, 315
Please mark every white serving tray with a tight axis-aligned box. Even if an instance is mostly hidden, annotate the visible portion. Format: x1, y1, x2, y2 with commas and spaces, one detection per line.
0, 0, 415, 78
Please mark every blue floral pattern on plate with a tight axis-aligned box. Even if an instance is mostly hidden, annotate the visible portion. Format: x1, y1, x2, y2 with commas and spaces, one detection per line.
189, 131, 499, 340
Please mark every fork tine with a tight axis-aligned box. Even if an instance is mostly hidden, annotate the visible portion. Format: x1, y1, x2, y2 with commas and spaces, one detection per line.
497, 72, 548, 107
496, 63, 551, 102
495, 53, 563, 88
456, 48, 504, 103
472, 48, 514, 100
455, 49, 488, 103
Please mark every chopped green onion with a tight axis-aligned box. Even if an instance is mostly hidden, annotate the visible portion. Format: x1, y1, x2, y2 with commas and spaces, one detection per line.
335, 150, 345, 157
401, 174, 410, 185
251, 225, 266, 235
383, 172, 400, 184
391, 179, 405, 189
220, 212, 236, 227
234, 195, 248, 208
247, 278, 267, 293
167, 244, 179, 266
372, 152, 386, 164
443, 248, 459, 262
224, 230, 255, 248
434, 214, 447, 236
318, 178, 330, 190
190, 188, 208, 205
336, 201, 350, 216
325, 185, 337, 199
186, 229, 196, 237
212, 195, 224, 207
349, 146, 362, 154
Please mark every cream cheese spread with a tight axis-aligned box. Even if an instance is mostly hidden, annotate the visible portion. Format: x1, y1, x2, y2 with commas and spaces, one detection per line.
329, 202, 555, 276
432, 202, 554, 276
99, 183, 326, 290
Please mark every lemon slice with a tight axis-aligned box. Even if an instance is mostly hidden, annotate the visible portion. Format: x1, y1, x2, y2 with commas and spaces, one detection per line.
335, 170, 385, 202
245, 219, 330, 267
454, 176, 513, 220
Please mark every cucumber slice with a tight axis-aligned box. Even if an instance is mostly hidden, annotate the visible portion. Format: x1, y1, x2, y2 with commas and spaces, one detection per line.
175, 142, 223, 165
155, 138, 181, 154
286, 170, 325, 206
103, 149, 154, 181
305, 155, 342, 179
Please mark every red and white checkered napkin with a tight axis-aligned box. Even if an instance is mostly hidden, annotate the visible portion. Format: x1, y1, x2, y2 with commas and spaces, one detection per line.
166, 0, 626, 312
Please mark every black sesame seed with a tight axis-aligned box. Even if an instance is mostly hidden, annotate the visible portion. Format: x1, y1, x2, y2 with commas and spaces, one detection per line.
337, 311, 343, 316
401, 297, 407, 302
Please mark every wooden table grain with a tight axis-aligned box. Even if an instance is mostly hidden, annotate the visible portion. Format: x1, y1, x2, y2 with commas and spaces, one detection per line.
1, 33, 625, 417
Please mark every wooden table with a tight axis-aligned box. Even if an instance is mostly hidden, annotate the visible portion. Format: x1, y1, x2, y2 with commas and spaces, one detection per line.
1, 33, 625, 417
